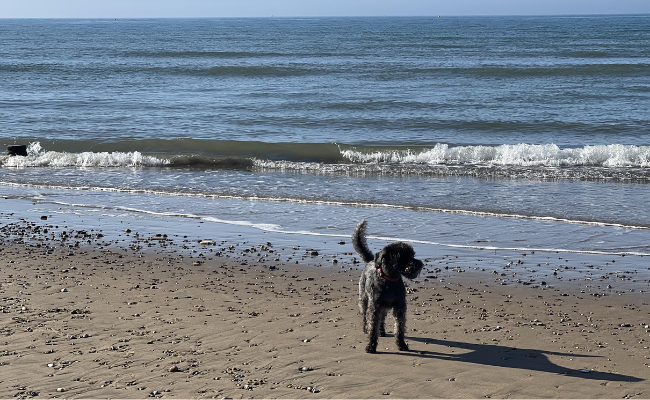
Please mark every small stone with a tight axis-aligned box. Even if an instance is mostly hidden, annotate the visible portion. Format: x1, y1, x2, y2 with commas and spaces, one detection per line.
47, 363, 55, 367
168, 365, 179, 372
56, 388, 65, 392
310, 251, 319, 256
449, 377, 456, 381
41, 215, 48, 220
60, 288, 68, 292
200, 239, 216, 245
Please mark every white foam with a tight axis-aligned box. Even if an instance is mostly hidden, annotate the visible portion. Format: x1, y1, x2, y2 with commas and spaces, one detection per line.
2, 142, 169, 168
341, 143, 650, 167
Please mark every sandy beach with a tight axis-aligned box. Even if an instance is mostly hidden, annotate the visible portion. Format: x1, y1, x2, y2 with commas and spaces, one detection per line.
0, 216, 648, 399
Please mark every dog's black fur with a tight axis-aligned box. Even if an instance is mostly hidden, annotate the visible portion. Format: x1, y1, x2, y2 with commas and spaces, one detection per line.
352, 219, 423, 353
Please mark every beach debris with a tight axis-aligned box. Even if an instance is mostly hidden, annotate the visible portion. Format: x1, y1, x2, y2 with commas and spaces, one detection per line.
287, 384, 319, 393
222, 366, 243, 375
241, 378, 267, 390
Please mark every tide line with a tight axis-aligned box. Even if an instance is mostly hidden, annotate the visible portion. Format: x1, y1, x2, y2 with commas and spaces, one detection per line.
3, 180, 649, 232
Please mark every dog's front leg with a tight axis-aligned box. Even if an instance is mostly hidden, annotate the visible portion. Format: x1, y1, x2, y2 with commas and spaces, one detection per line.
393, 306, 409, 351
379, 308, 388, 337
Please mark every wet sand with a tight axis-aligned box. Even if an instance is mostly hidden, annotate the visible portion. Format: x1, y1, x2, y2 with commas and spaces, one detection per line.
1, 219, 649, 398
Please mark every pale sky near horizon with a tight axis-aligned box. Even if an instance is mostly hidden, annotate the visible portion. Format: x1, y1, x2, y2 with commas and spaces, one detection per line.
2, 0, 650, 18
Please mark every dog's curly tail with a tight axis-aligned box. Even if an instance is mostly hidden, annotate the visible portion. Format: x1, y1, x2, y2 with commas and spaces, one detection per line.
352, 219, 374, 263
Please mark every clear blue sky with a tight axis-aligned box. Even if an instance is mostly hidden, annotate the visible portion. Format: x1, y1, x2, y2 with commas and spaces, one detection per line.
2, 0, 649, 18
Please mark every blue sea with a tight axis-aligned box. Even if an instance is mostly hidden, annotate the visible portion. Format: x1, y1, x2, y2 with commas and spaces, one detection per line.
2, 16, 650, 283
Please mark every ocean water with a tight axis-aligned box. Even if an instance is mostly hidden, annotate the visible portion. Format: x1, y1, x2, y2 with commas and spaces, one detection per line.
2, 16, 650, 270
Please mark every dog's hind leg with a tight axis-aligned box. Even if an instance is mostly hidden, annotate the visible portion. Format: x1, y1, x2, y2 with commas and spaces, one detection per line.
360, 296, 369, 334
358, 275, 369, 333
393, 305, 409, 351
365, 304, 382, 353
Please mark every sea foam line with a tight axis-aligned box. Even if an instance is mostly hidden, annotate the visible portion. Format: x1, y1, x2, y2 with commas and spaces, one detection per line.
340, 143, 650, 167
3, 180, 649, 231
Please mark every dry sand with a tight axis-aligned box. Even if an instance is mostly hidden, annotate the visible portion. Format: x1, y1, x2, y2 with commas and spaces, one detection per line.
1, 220, 649, 398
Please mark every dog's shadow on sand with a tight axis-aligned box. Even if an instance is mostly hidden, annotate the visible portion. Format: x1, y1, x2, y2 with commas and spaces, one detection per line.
386, 336, 643, 382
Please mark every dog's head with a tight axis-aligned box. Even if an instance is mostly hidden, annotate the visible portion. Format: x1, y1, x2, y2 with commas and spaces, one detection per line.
375, 242, 423, 280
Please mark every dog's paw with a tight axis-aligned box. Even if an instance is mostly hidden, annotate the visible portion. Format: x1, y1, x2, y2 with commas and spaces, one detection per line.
397, 341, 409, 351
365, 344, 377, 353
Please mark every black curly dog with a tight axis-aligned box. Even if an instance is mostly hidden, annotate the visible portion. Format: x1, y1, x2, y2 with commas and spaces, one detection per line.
352, 219, 423, 353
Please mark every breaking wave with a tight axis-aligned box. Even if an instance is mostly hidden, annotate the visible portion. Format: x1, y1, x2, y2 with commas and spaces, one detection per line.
2, 141, 650, 182
340, 143, 650, 168
1, 142, 169, 168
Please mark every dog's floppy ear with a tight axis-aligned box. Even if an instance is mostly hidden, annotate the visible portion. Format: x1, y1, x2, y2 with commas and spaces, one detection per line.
374, 248, 387, 267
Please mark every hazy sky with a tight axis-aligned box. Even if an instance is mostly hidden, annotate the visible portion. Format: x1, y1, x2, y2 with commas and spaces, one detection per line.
2, 0, 649, 18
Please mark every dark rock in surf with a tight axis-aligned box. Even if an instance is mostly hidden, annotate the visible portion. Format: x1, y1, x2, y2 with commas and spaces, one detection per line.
7, 145, 28, 157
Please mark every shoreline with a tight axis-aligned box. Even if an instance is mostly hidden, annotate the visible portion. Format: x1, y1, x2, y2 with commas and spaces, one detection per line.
1, 211, 649, 398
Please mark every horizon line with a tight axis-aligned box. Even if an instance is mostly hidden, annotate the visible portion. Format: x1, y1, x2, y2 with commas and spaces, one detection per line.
1, 13, 649, 19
